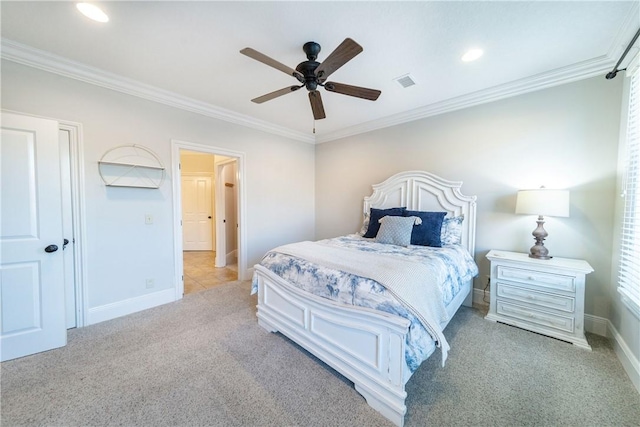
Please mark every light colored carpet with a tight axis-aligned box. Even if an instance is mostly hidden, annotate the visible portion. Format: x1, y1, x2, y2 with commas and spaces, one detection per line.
1, 281, 639, 426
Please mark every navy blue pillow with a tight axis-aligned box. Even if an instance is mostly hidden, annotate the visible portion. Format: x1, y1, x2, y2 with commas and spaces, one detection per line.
363, 207, 406, 238
404, 210, 447, 247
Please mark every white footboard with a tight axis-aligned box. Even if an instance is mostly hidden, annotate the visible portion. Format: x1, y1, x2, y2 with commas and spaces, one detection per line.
254, 265, 412, 427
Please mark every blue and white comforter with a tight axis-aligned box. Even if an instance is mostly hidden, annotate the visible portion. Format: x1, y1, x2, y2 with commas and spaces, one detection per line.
251, 234, 478, 373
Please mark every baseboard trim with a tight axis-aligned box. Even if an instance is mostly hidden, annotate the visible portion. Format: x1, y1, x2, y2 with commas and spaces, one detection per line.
472, 288, 489, 306
226, 249, 237, 266
584, 314, 609, 337
244, 266, 255, 282
607, 320, 640, 394
87, 288, 176, 325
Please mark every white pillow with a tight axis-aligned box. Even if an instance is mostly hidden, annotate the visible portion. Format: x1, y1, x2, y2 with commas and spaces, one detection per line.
376, 216, 422, 246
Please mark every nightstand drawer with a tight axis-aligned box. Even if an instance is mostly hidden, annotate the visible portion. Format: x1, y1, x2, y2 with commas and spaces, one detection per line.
496, 283, 575, 313
497, 266, 575, 293
496, 301, 574, 333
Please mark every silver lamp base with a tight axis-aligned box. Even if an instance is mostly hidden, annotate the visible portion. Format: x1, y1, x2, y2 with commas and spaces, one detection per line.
529, 216, 553, 259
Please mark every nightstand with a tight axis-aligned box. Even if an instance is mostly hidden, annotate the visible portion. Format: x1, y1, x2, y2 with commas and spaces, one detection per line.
485, 250, 594, 350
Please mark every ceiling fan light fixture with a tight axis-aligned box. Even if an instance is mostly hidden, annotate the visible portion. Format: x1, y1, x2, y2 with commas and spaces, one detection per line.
461, 48, 484, 62
76, 3, 109, 23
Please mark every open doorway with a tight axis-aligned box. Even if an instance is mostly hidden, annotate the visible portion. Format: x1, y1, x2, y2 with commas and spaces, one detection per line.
180, 150, 237, 294
172, 140, 246, 299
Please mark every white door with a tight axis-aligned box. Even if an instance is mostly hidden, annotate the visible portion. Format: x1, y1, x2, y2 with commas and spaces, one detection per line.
182, 175, 213, 251
1, 112, 67, 362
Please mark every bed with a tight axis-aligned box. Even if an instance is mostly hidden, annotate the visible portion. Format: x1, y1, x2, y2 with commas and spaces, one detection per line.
251, 171, 477, 426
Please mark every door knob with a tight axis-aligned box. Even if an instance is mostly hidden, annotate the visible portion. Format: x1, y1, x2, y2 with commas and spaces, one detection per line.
208, 216, 212, 219
44, 244, 59, 253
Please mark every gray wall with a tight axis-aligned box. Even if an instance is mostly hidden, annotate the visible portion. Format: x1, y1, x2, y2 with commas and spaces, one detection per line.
315, 76, 623, 321
1, 60, 316, 310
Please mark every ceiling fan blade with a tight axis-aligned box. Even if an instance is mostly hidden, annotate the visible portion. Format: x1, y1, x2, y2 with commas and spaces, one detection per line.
324, 82, 381, 101
308, 91, 326, 120
251, 85, 302, 104
240, 47, 304, 81
314, 38, 363, 81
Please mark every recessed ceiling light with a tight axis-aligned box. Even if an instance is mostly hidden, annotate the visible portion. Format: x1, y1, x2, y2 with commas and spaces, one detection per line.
461, 49, 484, 62
76, 3, 109, 23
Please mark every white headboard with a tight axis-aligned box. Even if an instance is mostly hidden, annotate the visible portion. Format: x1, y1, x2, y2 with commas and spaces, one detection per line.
363, 171, 477, 256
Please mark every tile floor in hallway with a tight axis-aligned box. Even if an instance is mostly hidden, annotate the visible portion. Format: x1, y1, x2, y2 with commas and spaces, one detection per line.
183, 251, 238, 295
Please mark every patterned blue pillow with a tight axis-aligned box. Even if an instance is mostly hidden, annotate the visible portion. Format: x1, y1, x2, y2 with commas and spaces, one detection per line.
376, 216, 421, 246
404, 210, 446, 247
363, 207, 406, 238
441, 215, 464, 245
358, 211, 370, 236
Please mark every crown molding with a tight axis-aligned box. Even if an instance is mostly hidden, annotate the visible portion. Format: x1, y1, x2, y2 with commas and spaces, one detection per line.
316, 2, 639, 143
0, 38, 315, 144
315, 54, 614, 143
608, 1, 640, 65
2, 0, 637, 147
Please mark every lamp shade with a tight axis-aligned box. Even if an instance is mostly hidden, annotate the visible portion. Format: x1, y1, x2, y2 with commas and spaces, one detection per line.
515, 189, 570, 217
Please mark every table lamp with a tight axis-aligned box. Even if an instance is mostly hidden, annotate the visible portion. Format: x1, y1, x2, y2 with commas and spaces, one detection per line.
515, 188, 570, 259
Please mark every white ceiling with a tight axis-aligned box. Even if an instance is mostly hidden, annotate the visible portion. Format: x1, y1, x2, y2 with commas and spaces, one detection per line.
1, 1, 639, 143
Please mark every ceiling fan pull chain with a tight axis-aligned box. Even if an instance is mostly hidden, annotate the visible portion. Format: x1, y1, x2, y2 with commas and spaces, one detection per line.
313, 119, 316, 134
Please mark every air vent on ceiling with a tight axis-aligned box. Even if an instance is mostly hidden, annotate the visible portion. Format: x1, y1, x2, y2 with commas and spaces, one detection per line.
394, 74, 416, 88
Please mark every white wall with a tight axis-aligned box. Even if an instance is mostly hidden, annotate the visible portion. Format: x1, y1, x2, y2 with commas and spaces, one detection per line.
1, 60, 315, 314
223, 161, 238, 259
181, 151, 215, 173
315, 76, 623, 321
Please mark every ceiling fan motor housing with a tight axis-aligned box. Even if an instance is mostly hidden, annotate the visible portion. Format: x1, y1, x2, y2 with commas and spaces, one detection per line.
296, 60, 320, 91
296, 41, 322, 91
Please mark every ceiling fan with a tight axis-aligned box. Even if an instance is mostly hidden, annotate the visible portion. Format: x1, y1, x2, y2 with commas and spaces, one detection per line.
240, 38, 381, 120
